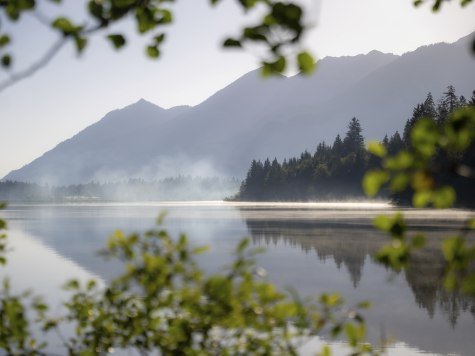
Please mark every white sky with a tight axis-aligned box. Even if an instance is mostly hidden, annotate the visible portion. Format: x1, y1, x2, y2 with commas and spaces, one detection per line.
0, 0, 474, 178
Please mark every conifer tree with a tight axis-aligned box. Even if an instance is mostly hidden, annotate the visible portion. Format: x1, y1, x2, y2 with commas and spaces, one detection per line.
403, 99, 433, 145
436, 99, 449, 126
343, 118, 364, 155
442, 85, 459, 112
267, 158, 283, 198
388, 131, 404, 155
423, 92, 437, 118
470, 91, 475, 106
332, 134, 344, 157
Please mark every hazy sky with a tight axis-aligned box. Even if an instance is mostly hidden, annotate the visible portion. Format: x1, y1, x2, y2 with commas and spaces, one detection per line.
0, 0, 474, 178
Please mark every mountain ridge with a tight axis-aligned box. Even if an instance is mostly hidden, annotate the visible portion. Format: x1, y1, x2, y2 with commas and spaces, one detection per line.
4, 32, 475, 184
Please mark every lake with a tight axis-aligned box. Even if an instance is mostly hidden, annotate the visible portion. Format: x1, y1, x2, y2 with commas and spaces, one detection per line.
1, 202, 475, 355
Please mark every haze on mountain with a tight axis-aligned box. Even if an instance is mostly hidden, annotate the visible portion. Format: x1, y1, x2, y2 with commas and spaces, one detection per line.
4, 32, 475, 185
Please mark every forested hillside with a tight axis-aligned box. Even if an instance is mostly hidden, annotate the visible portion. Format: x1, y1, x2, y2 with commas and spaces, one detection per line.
234, 87, 475, 204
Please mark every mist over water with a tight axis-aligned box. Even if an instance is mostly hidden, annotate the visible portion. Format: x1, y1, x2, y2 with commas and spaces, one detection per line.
2, 202, 475, 355
0, 177, 240, 202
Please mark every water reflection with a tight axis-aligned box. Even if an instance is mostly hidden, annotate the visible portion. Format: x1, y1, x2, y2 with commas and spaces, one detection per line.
3, 203, 475, 355
241, 209, 475, 326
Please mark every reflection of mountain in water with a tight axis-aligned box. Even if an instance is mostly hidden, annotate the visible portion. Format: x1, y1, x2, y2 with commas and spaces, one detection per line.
18, 216, 145, 281
242, 214, 475, 326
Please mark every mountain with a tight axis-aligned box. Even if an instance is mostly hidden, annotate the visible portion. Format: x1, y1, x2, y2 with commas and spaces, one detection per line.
5, 100, 192, 184
4, 32, 475, 184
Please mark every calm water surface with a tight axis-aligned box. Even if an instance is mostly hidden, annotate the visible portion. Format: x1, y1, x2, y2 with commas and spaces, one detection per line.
2, 202, 475, 355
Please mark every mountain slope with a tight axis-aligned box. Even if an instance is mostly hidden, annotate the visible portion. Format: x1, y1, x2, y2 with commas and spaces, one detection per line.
5, 100, 190, 184
246, 34, 475, 162
4, 32, 475, 184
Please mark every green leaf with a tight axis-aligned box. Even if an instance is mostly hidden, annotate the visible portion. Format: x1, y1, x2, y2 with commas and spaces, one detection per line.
64, 279, 80, 290
17, 0, 35, 10
442, 236, 463, 261
389, 173, 410, 192
344, 323, 358, 345
367, 141, 387, 158
433, 186, 456, 209
107, 34, 126, 49
136, 8, 157, 33
357, 301, 371, 309
147, 45, 160, 58
362, 169, 389, 197
192, 246, 210, 254
385, 151, 414, 170
411, 170, 434, 191
112, 0, 136, 8
223, 38, 242, 48
0, 35, 11, 48
271, 3, 303, 31
5, 4, 20, 20
88, 0, 104, 19
297, 51, 315, 75
52, 17, 79, 35
462, 274, 475, 295
373, 215, 393, 232
413, 189, 432, 208
244, 26, 268, 42
373, 214, 406, 237
240, 0, 259, 9
237, 238, 249, 253
153, 33, 166, 44
87, 279, 97, 290
319, 344, 332, 356
74, 36, 87, 53
411, 118, 439, 158
156, 211, 167, 225
1, 54, 11, 68
262, 56, 286, 76
158, 9, 173, 24
445, 108, 475, 151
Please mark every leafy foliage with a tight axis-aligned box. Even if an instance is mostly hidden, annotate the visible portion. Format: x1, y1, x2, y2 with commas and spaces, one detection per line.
0, 0, 315, 79
365, 89, 475, 208
0, 1, 474, 353
363, 104, 475, 295
414, 0, 473, 12
0, 202, 6, 265
0, 204, 376, 355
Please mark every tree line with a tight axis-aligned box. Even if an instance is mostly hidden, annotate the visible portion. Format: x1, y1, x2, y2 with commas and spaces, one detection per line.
0, 176, 239, 202
234, 86, 475, 204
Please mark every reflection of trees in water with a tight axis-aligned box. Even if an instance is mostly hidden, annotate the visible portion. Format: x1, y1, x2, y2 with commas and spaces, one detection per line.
246, 219, 376, 288
242, 215, 475, 325
404, 249, 475, 326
